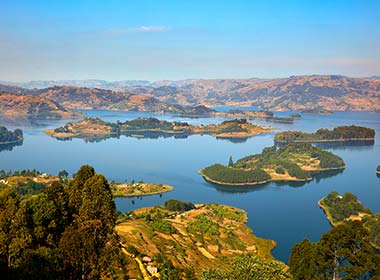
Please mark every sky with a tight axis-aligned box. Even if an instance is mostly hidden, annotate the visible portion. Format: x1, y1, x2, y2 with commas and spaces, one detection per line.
0, 0, 379, 81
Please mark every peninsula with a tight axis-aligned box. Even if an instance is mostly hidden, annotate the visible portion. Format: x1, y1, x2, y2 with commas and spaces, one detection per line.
318, 191, 380, 250
116, 201, 290, 279
44, 117, 272, 140
275, 125, 375, 143
200, 143, 345, 186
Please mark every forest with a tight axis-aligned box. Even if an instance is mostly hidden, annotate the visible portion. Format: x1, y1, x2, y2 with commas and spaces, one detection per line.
0, 165, 122, 279
275, 125, 375, 143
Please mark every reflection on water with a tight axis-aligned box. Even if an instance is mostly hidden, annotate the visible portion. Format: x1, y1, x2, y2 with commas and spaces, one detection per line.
51, 130, 251, 144
314, 140, 375, 150
0, 141, 23, 153
206, 169, 345, 193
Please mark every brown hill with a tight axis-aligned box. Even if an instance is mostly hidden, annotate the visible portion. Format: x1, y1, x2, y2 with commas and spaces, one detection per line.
34, 86, 212, 114
121, 75, 380, 111
0, 92, 82, 119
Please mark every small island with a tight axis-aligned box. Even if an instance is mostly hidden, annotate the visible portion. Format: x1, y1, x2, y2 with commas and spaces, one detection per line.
200, 142, 345, 186
377, 165, 380, 175
0, 126, 23, 145
44, 117, 272, 141
111, 182, 173, 197
275, 125, 375, 144
215, 109, 296, 123
318, 191, 380, 250
116, 200, 290, 279
301, 108, 333, 114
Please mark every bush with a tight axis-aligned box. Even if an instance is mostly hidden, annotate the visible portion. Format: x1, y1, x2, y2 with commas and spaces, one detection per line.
164, 199, 195, 212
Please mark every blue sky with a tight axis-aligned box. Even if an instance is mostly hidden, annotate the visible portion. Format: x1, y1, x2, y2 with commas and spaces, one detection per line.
0, 0, 379, 81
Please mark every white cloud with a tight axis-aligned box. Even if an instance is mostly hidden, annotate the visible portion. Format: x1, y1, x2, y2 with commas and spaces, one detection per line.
107, 26, 171, 36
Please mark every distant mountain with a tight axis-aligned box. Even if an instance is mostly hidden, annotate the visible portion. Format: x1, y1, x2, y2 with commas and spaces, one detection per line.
1, 75, 380, 111
0, 92, 82, 119
31, 86, 212, 114
0, 79, 150, 89
123, 75, 380, 111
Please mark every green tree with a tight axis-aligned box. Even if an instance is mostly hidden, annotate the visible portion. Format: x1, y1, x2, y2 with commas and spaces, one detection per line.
58, 170, 68, 179
228, 156, 234, 167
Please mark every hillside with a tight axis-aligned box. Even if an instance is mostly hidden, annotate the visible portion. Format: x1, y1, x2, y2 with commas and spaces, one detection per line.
0, 92, 82, 119
2, 75, 380, 111
19, 75, 376, 111
116, 203, 288, 278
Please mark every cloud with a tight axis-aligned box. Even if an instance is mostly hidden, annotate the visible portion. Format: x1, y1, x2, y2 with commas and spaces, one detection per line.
106, 26, 171, 36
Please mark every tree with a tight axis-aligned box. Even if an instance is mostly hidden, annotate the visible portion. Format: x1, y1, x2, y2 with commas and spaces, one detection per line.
228, 156, 234, 167
58, 170, 68, 179
66, 165, 95, 214
290, 221, 380, 279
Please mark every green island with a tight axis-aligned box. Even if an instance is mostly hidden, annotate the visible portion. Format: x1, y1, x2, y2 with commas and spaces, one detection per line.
301, 108, 334, 114
0, 169, 173, 198
111, 181, 173, 197
377, 165, 380, 175
200, 142, 345, 186
117, 200, 291, 279
318, 191, 380, 250
0, 126, 23, 145
44, 117, 272, 141
275, 125, 375, 143
215, 109, 296, 123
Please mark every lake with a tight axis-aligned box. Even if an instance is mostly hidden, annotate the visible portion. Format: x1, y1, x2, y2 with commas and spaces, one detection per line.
1, 110, 379, 263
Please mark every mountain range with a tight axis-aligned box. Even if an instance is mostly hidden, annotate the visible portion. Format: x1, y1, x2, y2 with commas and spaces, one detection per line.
0, 75, 379, 118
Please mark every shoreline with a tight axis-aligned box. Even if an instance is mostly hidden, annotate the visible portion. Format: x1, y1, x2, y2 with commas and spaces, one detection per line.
199, 166, 345, 187
275, 137, 374, 144
112, 183, 174, 198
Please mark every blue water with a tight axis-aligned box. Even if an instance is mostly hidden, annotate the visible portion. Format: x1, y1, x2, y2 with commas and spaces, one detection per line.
0, 110, 379, 263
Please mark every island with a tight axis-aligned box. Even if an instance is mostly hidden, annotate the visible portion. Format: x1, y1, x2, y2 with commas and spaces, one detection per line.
301, 108, 333, 114
44, 117, 272, 141
377, 165, 380, 175
275, 125, 375, 144
318, 191, 380, 250
0, 126, 23, 145
111, 182, 173, 197
116, 200, 290, 279
214, 109, 296, 123
200, 143, 345, 186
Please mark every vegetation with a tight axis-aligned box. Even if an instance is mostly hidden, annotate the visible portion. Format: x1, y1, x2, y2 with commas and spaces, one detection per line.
201, 143, 345, 186
319, 191, 372, 225
200, 255, 293, 280
111, 182, 173, 197
201, 164, 271, 185
0, 126, 23, 144
0, 165, 122, 279
377, 165, 380, 174
289, 221, 380, 279
275, 125, 375, 143
116, 203, 278, 279
320, 191, 380, 250
45, 117, 271, 141
164, 199, 194, 212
